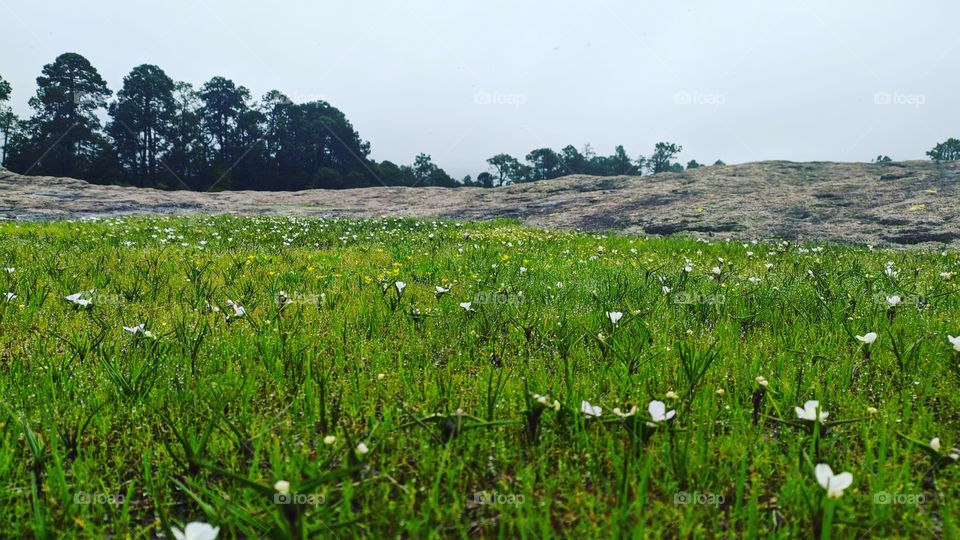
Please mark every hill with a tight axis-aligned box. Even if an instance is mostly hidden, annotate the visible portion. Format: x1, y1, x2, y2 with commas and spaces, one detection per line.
2, 160, 958, 247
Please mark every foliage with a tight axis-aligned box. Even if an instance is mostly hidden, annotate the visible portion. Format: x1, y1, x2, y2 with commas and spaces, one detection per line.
1, 215, 958, 537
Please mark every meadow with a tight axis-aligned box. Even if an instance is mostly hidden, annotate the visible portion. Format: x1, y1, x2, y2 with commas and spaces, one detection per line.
0, 214, 958, 538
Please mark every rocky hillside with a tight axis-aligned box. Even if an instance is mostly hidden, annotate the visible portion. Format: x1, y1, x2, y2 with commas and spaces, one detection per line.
2, 160, 958, 247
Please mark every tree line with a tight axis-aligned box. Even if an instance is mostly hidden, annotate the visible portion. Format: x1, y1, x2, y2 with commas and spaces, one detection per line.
4, 53, 954, 191
0, 54, 720, 190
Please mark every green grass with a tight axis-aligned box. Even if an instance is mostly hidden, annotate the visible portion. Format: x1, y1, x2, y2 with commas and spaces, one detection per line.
1, 215, 958, 538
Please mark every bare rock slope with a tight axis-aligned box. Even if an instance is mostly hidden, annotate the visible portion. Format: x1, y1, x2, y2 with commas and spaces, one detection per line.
2, 160, 959, 247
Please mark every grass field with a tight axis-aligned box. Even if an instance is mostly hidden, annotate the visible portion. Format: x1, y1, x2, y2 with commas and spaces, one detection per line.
1, 215, 959, 538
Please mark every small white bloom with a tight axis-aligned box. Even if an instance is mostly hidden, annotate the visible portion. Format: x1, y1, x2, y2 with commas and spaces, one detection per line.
171, 522, 220, 540
606, 311, 623, 325
323, 435, 337, 445
815, 463, 853, 498
226, 300, 246, 318
886, 295, 901, 307
356, 442, 370, 455
435, 285, 449, 294
580, 400, 602, 417
612, 406, 637, 418
756, 376, 769, 387
795, 400, 829, 422
4, 292, 16, 301
274, 480, 290, 494
395, 281, 406, 293
948, 335, 960, 352
931, 437, 942, 452
661, 286, 671, 295
712, 267, 722, 275
665, 390, 679, 400
459, 302, 472, 311
647, 400, 675, 423
855, 332, 878, 345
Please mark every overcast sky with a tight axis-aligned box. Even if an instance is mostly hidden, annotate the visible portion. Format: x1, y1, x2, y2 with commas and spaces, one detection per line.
2, 0, 958, 178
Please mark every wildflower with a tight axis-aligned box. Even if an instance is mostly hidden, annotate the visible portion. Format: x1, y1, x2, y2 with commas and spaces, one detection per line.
647, 400, 675, 424
712, 267, 722, 275
795, 400, 828, 422
323, 435, 337, 445
519, 266, 527, 274
607, 311, 623, 325
3, 267, 13, 273
684, 264, 693, 273
122, 323, 154, 338
555, 281, 563, 289
377, 373, 385, 380
662, 286, 671, 295
612, 406, 637, 417
756, 376, 769, 387
273, 480, 290, 494
948, 335, 960, 352
815, 463, 853, 498
931, 438, 941, 452
886, 295, 901, 307
356, 442, 370, 455
533, 394, 561, 411
866, 406, 878, 415
226, 300, 246, 318
171, 522, 220, 540
855, 332, 878, 345
4, 292, 15, 301
459, 302, 472, 311
395, 281, 406, 293
665, 390, 679, 400
715, 388, 725, 396
580, 400, 602, 417
764, 263, 773, 270
65, 291, 94, 307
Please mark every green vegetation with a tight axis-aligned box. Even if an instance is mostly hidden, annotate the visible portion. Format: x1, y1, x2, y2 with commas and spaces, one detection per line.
1, 215, 959, 538
0, 57, 712, 190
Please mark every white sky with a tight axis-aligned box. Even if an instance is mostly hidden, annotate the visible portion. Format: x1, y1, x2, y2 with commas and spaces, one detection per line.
2, 0, 958, 178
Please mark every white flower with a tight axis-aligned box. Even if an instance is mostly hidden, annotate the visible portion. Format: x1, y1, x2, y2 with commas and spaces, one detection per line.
948, 335, 960, 352
65, 291, 94, 307
866, 406, 878, 415
580, 400, 602, 417
683, 264, 693, 273
226, 300, 246, 318
815, 463, 853, 498
855, 332, 878, 345
647, 400, 675, 423
519, 266, 527, 274
661, 286, 671, 295
555, 281, 563, 289
377, 373, 385, 380
123, 323, 146, 334
323, 435, 337, 445
534, 394, 561, 411
4, 292, 16, 301
886, 295, 902, 307
3, 267, 14, 273
764, 263, 774, 270
435, 285, 449, 294
274, 480, 290, 494
665, 390, 679, 400
172, 522, 220, 540
606, 311, 623, 325
795, 400, 829, 422
355, 442, 369, 455
931, 437, 941, 452
756, 376, 769, 387
459, 302, 472, 311
395, 281, 406, 293
712, 267, 722, 275
612, 406, 637, 418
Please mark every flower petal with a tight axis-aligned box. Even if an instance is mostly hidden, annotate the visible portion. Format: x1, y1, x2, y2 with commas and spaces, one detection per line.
814, 463, 833, 490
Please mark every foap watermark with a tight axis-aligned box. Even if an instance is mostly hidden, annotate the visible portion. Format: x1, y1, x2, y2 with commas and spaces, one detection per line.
674, 491, 724, 506
874, 491, 925, 506
473, 90, 526, 108
73, 491, 125, 506
274, 291, 325, 305
874, 91, 925, 108
472, 490, 525, 506
673, 292, 725, 305
473, 291, 522, 306
674, 91, 726, 107
274, 492, 326, 505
